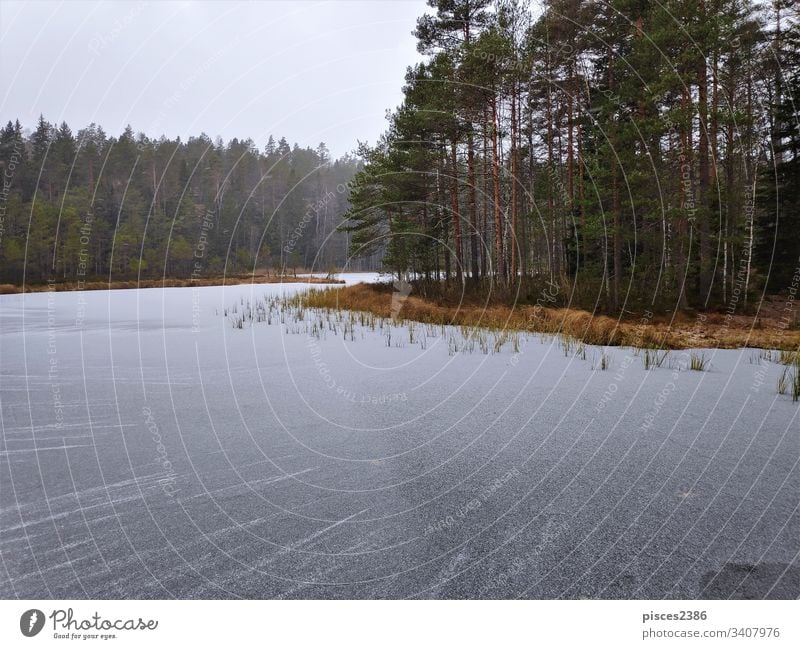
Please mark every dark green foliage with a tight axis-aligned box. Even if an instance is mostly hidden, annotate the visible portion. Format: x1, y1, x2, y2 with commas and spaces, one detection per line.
340, 0, 799, 314
0, 121, 360, 284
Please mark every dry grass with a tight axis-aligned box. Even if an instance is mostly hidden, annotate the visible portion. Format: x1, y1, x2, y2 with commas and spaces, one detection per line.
293, 283, 800, 351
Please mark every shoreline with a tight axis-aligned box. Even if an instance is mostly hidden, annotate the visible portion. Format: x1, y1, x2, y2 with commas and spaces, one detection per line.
292, 283, 800, 352
0, 274, 346, 294
3, 276, 797, 352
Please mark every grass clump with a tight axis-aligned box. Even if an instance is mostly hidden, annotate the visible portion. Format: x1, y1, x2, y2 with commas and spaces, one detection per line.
689, 352, 708, 371
777, 349, 800, 401
643, 349, 669, 370
592, 351, 611, 370
778, 368, 788, 396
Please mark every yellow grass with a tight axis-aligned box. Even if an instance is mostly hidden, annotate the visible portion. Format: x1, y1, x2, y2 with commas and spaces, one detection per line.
292, 283, 800, 351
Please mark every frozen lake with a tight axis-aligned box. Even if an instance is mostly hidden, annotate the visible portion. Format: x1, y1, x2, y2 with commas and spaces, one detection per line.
1, 273, 798, 599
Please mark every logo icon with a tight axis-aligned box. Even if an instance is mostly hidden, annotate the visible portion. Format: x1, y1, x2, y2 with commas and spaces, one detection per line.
20, 609, 45, 637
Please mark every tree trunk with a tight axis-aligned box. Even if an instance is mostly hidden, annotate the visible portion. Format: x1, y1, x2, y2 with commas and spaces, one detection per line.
510, 79, 519, 282
609, 44, 621, 309
491, 96, 503, 280
450, 138, 462, 283
697, 6, 711, 305
467, 132, 479, 281
482, 111, 489, 278
546, 69, 557, 283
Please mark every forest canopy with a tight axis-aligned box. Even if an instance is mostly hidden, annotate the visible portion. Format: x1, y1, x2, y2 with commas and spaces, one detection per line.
340, 0, 800, 312
0, 121, 363, 285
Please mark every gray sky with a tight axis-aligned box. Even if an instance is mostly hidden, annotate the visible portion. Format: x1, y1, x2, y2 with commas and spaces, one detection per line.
0, 0, 427, 157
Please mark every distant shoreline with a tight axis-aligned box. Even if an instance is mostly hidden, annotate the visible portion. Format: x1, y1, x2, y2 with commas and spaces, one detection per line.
0, 273, 346, 294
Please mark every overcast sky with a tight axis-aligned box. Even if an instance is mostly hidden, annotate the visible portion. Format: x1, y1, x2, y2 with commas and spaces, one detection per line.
0, 0, 428, 157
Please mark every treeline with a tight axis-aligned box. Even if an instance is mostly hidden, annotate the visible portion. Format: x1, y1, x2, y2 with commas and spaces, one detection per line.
342, 0, 800, 312
0, 119, 363, 285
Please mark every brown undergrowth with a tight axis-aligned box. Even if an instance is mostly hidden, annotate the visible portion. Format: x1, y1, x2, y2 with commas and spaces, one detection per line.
292, 283, 800, 351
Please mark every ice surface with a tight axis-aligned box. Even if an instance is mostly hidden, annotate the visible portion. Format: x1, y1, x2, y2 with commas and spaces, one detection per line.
0, 273, 798, 599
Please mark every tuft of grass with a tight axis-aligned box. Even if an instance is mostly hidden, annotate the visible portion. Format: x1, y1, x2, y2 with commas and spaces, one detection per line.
777, 351, 800, 401
644, 349, 670, 370
689, 352, 708, 371
592, 351, 611, 370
